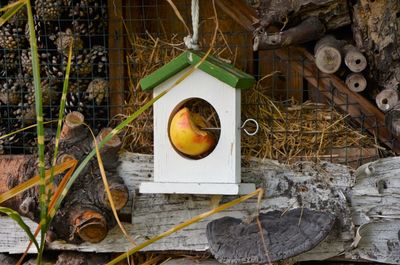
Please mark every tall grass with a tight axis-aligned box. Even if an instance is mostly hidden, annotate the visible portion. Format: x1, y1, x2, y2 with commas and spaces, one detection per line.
0, 1, 262, 264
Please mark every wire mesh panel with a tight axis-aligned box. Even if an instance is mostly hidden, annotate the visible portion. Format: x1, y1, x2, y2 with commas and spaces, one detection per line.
0, 0, 111, 154
0, 0, 389, 168
119, 0, 385, 168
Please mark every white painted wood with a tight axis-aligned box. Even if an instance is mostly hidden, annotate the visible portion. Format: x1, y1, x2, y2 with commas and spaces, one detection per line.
146, 62, 254, 194
139, 182, 256, 195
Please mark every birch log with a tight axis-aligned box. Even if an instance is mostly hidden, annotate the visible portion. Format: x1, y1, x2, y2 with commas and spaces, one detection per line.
350, 157, 400, 264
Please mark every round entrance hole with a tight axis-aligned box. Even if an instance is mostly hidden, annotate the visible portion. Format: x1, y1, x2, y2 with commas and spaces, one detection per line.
168, 98, 221, 160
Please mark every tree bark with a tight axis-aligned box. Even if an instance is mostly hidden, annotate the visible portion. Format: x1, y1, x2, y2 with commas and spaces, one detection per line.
351, 0, 400, 89
0, 112, 129, 244
254, 17, 326, 50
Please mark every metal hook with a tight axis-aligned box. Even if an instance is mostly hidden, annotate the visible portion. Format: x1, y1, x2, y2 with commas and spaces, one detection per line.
241, 118, 259, 136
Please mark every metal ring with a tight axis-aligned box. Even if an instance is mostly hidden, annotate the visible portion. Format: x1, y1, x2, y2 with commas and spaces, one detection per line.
241, 118, 259, 136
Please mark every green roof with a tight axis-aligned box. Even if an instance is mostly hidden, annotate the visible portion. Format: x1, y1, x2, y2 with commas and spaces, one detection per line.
140, 51, 255, 91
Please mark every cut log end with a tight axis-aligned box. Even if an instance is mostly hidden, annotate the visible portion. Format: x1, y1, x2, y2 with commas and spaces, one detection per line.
65, 111, 84, 127
103, 183, 129, 210
344, 45, 367, 73
61, 112, 87, 142
95, 128, 122, 168
315, 47, 342, 74
73, 209, 108, 243
345, 73, 367, 92
314, 35, 344, 74
376, 88, 399, 112
97, 128, 121, 148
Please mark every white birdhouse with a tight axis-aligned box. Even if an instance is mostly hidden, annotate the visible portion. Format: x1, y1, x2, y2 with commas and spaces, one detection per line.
139, 51, 256, 195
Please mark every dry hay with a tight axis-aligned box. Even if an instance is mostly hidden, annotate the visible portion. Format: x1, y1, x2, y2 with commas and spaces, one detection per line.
121, 33, 379, 165
241, 80, 380, 164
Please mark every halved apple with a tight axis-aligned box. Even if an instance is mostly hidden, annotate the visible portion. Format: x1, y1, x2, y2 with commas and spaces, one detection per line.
169, 107, 216, 157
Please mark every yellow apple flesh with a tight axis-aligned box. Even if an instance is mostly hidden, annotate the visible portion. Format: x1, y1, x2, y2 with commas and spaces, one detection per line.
169, 107, 216, 156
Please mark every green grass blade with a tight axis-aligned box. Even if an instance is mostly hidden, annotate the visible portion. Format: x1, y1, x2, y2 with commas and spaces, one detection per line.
48, 53, 211, 229
106, 188, 264, 265
0, 207, 39, 251
25, 0, 47, 259
0, 0, 25, 27
47, 43, 73, 204
0, 120, 56, 141
49, 86, 171, 224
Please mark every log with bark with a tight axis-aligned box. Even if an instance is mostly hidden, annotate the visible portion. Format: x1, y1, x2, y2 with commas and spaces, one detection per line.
0, 111, 129, 244
351, 0, 400, 89
216, 0, 351, 50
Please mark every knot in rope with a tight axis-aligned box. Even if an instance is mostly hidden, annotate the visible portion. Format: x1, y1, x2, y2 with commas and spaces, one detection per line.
185, 0, 200, 50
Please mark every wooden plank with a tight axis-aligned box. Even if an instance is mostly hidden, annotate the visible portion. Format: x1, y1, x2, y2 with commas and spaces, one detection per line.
350, 221, 400, 264
275, 47, 400, 153
108, 0, 125, 118
0, 153, 398, 264
0, 152, 353, 261
349, 156, 400, 264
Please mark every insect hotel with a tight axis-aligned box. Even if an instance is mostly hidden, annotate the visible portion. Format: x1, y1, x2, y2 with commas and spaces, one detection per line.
0, 0, 400, 264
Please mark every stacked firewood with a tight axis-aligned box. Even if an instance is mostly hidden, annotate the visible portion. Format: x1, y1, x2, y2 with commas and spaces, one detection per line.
314, 35, 368, 93
0, 111, 129, 243
0, 0, 109, 154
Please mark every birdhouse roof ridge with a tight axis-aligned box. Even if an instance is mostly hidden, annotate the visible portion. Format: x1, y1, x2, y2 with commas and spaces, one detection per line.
140, 50, 255, 91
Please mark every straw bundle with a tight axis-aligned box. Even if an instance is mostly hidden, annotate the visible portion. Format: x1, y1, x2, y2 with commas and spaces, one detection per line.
241, 84, 378, 163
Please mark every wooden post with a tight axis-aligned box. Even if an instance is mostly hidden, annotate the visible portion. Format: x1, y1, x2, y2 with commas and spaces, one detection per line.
108, 0, 125, 119
345, 73, 367, 92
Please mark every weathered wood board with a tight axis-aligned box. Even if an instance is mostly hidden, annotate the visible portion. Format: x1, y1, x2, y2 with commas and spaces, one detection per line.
1, 153, 400, 265
0, 152, 352, 260
349, 157, 400, 264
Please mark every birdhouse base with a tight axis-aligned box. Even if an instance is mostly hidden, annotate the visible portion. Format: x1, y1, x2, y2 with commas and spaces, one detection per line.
139, 182, 256, 195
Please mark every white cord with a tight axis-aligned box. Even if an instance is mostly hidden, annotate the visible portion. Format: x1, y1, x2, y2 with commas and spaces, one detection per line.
184, 0, 200, 50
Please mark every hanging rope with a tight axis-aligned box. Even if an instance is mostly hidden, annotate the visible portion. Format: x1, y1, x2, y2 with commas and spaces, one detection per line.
184, 0, 200, 50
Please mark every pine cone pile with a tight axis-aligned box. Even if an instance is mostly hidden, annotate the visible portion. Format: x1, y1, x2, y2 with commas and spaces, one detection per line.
0, 0, 109, 154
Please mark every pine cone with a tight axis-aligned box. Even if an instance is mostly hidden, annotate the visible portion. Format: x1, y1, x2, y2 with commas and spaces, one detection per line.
0, 77, 22, 105
34, 0, 63, 21
0, 51, 19, 76
68, 0, 107, 35
43, 52, 67, 80
86, 78, 108, 105
72, 49, 92, 77
7, 0, 27, 27
90, 45, 108, 76
55, 29, 83, 56
24, 79, 59, 106
0, 23, 25, 49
